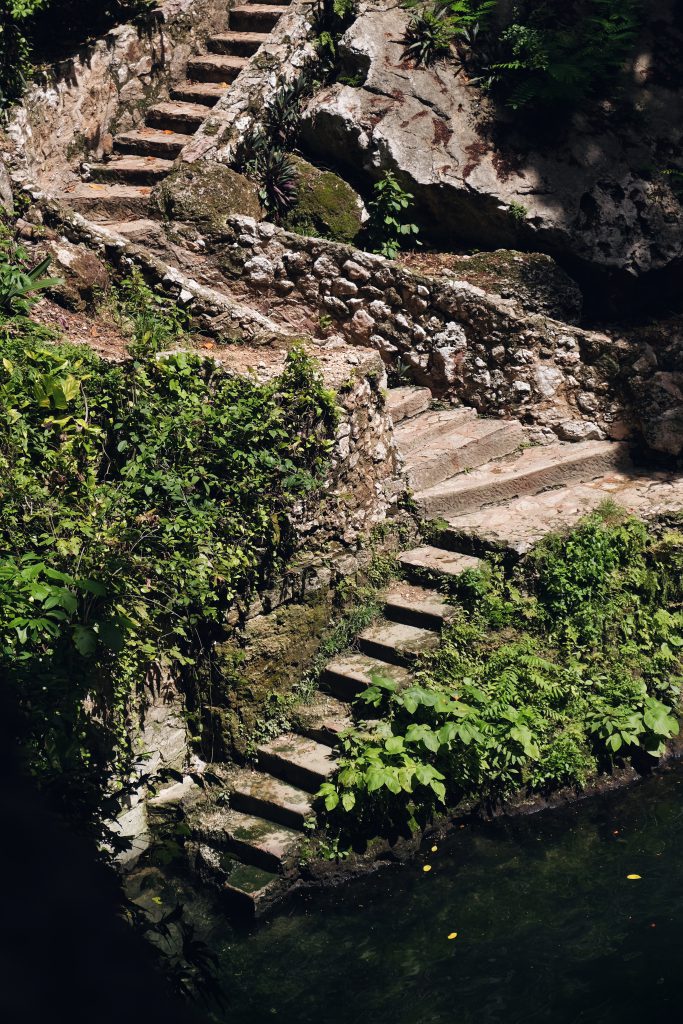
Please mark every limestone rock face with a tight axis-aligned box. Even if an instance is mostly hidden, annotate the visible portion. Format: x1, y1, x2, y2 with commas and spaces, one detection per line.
153, 160, 264, 231
283, 155, 366, 244
301, 1, 683, 304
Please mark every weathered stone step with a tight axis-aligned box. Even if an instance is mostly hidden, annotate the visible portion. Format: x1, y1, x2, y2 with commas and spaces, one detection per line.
398, 546, 482, 582
56, 183, 153, 218
257, 733, 337, 792
114, 129, 188, 159
230, 5, 288, 32
86, 156, 173, 185
386, 385, 432, 423
395, 407, 476, 453
208, 30, 269, 56
171, 81, 225, 105
229, 769, 313, 830
440, 470, 683, 558
416, 441, 632, 517
94, 218, 162, 242
193, 845, 281, 918
322, 652, 412, 701
384, 583, 456, 630
187, 54, 248, 84
404, 418, 527, 491
193, 807, 300, 873
146, 101, 208, 133
358, 619, 440, 666
291, 692, 353, 746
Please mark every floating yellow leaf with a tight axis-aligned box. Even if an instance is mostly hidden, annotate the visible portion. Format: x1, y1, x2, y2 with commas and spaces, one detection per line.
447, 932, 458, 940
431, 845, 438, 853
627, 874, 642, 880
423, 864, 432, 873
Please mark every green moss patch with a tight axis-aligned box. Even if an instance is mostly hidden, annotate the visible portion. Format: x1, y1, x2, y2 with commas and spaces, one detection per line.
284, 156, 365, 244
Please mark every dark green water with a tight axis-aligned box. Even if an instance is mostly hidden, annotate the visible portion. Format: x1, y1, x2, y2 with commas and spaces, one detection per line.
214, 765, 683, 1024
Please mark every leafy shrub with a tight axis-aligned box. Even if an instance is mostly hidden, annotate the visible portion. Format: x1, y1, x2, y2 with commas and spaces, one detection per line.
109, 267, 188, 358
405, 7, 458, 66
320, 507, 683, 839
313, 0, 358, 83
0, 315, 338, 847
368, 171, 420, 259
0, 230, 62, 315
0, 0, 47, 106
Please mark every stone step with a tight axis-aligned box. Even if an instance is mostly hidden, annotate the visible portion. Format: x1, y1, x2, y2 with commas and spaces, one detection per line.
146, 100, 208, 133
113, 128, 188, 159
416, 440, 632, 517
386, 386, 432, 423
257, 733, 337, 792
440, 470, 683, 558
394, 406, 477, 453
193, 807, 300, 873
358, 619, 440, 666
207, 30, 270, 56
86, 156, 173, 185
186, 54, 248, 84
321, 652, 412, 701
404, 418, 527, 491
94, 218, 163, 243
230, 5, 288, 32
55, 183, 153, 218
398, 546, 482, 583
229, 769, 313, 830
193, 845, 281, 918
171, 81, 226, 105
291, 692, 353, 745
384, 583, 456, 630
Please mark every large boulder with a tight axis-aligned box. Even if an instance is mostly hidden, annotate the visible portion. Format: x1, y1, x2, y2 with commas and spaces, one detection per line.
301, 1, 683, 311
283, 155, 366, 244
153, 160, 263, 233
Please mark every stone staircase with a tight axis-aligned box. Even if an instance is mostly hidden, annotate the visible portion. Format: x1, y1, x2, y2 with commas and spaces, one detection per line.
58, 1, 291, 221
180, 384, 683, 918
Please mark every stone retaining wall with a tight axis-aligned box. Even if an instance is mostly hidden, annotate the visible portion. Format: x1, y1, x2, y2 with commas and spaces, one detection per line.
6, 0, 227, 190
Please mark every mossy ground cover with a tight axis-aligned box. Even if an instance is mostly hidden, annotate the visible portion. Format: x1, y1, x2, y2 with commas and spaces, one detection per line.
0, 272, 338, 849
320, 505, 683, 843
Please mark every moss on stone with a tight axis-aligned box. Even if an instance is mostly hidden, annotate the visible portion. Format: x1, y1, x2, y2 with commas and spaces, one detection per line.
284, 156, 365, 245
153, 160, 263, 232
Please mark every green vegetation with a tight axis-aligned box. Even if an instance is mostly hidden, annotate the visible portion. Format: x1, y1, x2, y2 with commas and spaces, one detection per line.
402, 0, 642, 114
368, 171, 421, 259
0, 251, 339, 852
320, 506, 683, 840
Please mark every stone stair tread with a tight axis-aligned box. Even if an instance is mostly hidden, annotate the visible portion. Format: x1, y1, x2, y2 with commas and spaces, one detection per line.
443, 470, 683, 556
230, 768, 313, 823
395, 406, 477, 452
114, 128, 188, 156
187, 54, 248, 80
223, 859, 279, 896
230, 3, 290, 13
147, 100, 209, 122
399, 545, 482, 578
257, 732, 337, 791
171, 82, 225, 104
56, 182, 154, 216
358, 618, 440, 662
86, 156, 174, 183
404, 418, 526, 491
416, 440, 632, 517
196, 806, 300, 869
322, 652, 412, 700
386, 386, 432, 423
291, 692, 353, 745
384, 582, 455, 626
209, 30, 270, 48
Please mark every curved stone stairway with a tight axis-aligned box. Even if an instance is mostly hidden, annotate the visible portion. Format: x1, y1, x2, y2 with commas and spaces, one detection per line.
169, 385, 683, 917
58, 0, 292, 221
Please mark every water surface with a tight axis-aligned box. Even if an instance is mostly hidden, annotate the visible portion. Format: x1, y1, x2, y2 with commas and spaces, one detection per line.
213, 766, 683, 1024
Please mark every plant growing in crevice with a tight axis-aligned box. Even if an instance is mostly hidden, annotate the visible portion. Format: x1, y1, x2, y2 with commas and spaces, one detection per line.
313, 0, 358, 83
368, 171, 421, 258
405, 6, 458, 66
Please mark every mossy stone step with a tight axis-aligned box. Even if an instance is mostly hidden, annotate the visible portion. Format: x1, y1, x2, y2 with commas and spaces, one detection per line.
257, 733, 337, 792
195, 845, 281, 918
229, 769, 313, 830
291, 692, 353, 745
358, 619, 440, 666
322, 652, 412, 701
193, 807, 300, 873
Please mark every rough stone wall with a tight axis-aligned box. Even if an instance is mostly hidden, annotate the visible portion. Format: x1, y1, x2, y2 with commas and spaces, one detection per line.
197, 214, 635, 443
6, 0, 227, 190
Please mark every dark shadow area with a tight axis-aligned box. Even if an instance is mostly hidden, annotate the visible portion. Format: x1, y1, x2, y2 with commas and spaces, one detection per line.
30, 0, 160, 65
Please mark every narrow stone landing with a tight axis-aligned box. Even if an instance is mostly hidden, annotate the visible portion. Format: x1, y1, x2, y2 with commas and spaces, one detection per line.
186, 385, 682, 917
57, 1, 293, 219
